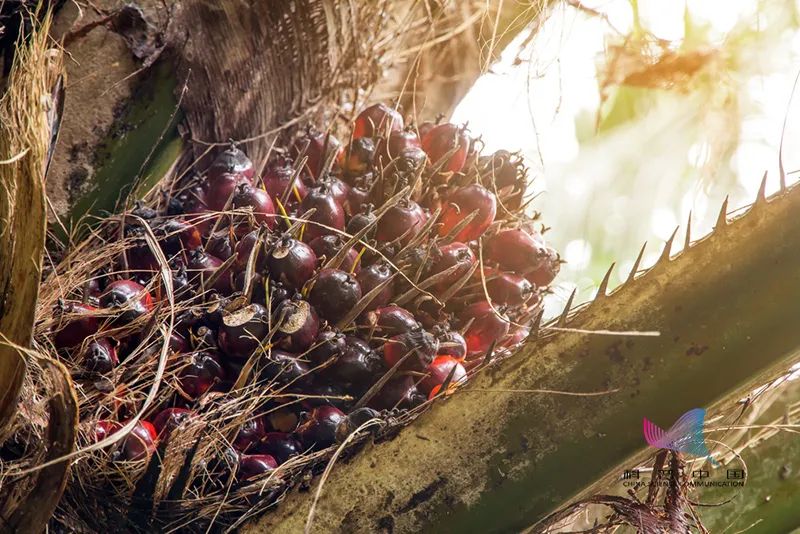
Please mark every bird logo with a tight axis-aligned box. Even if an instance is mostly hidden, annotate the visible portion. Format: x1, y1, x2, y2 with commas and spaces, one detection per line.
642, 408, 718, 466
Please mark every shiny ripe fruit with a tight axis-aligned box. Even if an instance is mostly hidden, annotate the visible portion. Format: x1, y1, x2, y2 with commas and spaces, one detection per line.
342, 137, 376, 175
120, 420, 158, 461
309, 269, 362, 322
206, 231, 234, 261
356, 262, 393, 311
206, 172, 251, 211
486, 229, 547, 273
417, 121, 436, 139
421, 123, 469, 174
461, 301, 510, 356
526, 246, 561, 287
233, 416, 266, 452
368, 375, 425, 411
152, 407, 193, 442
503, 324, 530, 348
308, 234, 361, 273
438, 184, 497, 242
487, 271, 534, 305
53, 301, 99, 349
379, 129, 421, 163
238, 454, 278, 481
437, 330, 467, 360
382, 330, 439, 371
307, 329, 346, 365
275, 299, 320, 353
376, 198, 426, 244
234, 230, 267, 271
420, 355, 467, 395
353, 103, 404, 139
159, 218, 203, 255
299, 184, 346, 242
346, 181, 371, 217
430, 242, 476, 286
295, 405, 345, 451
208, 144, 255, 182
100, 280, 153, 323
179, 350, 225, 398
325, 336, 383, 388
218, 304, 270, 358
323, 177, 351, 207
263, 155, 308, 203
335, 407, 381, 441
260, 432, 302, 464
187, 249, 232, 294
346, 203, 376, 235
261, 349, 312, 385
365, 305, 420, 335
232, 185, 277, 230
268, 236, 317, 290
294, 129, 343, 180
95, 419, 121, 442
83, 337, 119, 374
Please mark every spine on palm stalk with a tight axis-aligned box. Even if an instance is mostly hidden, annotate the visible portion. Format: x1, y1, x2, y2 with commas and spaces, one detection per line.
2, 103, 560, 531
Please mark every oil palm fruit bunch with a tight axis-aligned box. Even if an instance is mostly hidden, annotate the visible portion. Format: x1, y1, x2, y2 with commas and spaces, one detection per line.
39, 102, 560, 528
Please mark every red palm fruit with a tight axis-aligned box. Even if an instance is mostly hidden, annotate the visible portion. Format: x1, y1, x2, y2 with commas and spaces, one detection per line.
421, 123, 469, 174
353, 103, 404, 139
295, 405, 345, 451
83, 337, 119, 374
95, 420, 121, 442
324, 336, 383, 388
438, 184, 497, 242
168, 332, 189, 353
179, 350, 225, 398
364, 305, 420, 335
346, 203, 376, 235
376, 198, 426, 244
268, 236, 318, 290
206, 172, 252, 211
259, 432, 302, 464
274, 299, 319, 353
299, 184, 346, 242
342, 137, 376, 175
382, 330, 439, 370
487, 271, 534, 305
206, 231, 234, 261
309, 234, 361, 273
486, 229, 547, 273
120, 420, 158, 461
263, 155, 308, 203
232, 184, 277, 230
417, 121, 436, 139
356, 261, 393, 311
53, 301, 99, 349
238, 454, 278, 480
461, 301, 510, 356
234, 229, 267, 271
100, 280, 153, 323
208, 144, 255, 182
368, 375, 425, 411
307, 329, 346, 365
346, 180, 372, 216
437, 330, 467, 360
293, 129, 343, 180
378, 128, 421, 163
323, 177, 351, 206
420, 355, 467, 395
308, 269, 362, 321
233, 416, 267, 452
218, 303, 270, 358
430, 242, 476, 287
152, 407, 193, 442
525, 246, 561, 287
187, 249, 232, 294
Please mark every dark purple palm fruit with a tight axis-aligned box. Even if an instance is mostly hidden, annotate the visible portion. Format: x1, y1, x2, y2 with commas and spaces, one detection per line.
480, 149, 524, 190
260, 349, 312, 386
267, 236, 318, 290
368, 375, 426, 411
238, 454, 278, 481
376, 198, 426, 244
301, 381, 352, 410
346, 203, 377, 237
100, 280, 154, 324
267, 280, 291, 310
233, 416, 267, 453
295, 405, 345, 451
206, 172, 252, 211
208, 143, 256, 182
429, 242, 476, 289
263, 154, 308, 204
233, 229, 268, 271
361, 305, 420, 336
308, 269, 362, 322
158, 218, 203, 256
168, 331, 189, 353
274, 298, 319, 353
217, 303, 270, 359
207, 230, 235, 261
178, 350, 225, 398
117, 420, 158, 461
438, 184, 497, 242
308, 234, 361, 273
346, 173, 374, 215
486, 229, 547, 274
53, 301, 100, 349
324, 336, 383, 390
461, 301, 511, 357
342, 137, 376, 176
435, 328, 467, 360
82, 337, 119, 374
299, 183, 346, 242
334, 407, 382, 442
233, 271, 266, 301
187, 248, 232, 294
322, 176, 351, 207
487, 271, 535, 305
382, 329, 439, 370
356, 261, 394, 311
152, 407, 193, 443
181, 184, 210, 214
170, 259, 193, 300
232, 184, 277, 231
293, 128, 343, 180
526, 246, 561, 287
191, 325, 218, 351
259, 432, 302, 464
307, 328, 346, 366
